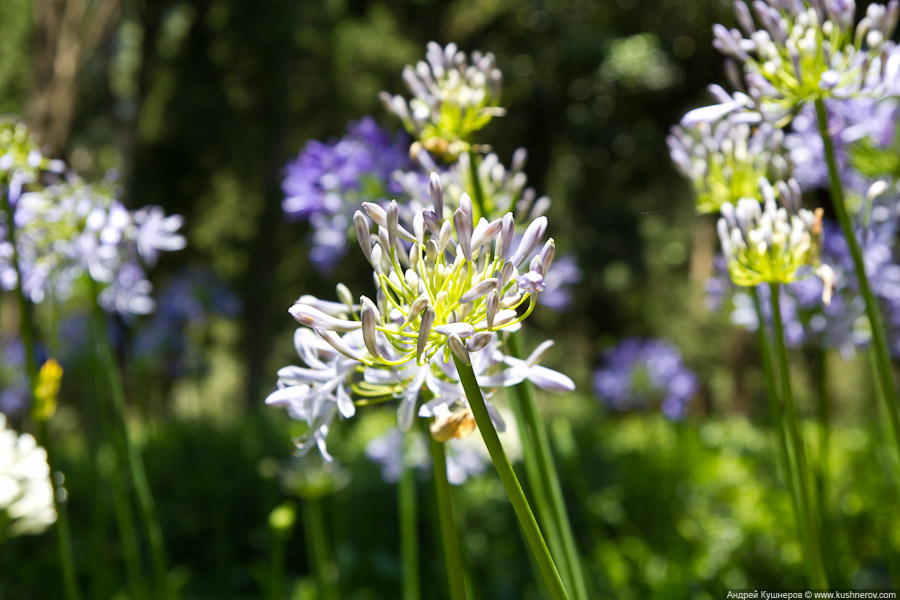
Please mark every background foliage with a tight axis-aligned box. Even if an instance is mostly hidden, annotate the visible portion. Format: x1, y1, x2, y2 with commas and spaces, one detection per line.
1, 0, 897, 598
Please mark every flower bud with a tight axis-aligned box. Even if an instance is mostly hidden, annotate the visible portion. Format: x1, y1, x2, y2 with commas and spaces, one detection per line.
317, 329, 365, 362
510, 216, 547, 267
407, 296, 429, 323
439, 220, 453, 252
459, 193, 473, 223
434, 322, 476, 337
498, 213, 515, 261
430, 172, 443, 216
417, 307, 435, 359
448, 333, 471, 365
360, 296, 381, 358
539, 239, 556, 273
471, 217, 503, 254
500, 261, 515, 287
423, 209, 441, 237
466, 331, 493, 352
459, 278, 499, 304
354, 211, 373, 263
413, 210, 426, 245
362, 202, 388, 228
453, 207, 473, 261
336, 283, 354, 308
485, 289, 499, 329
289, 303, 362, 332
371, 244, 385, 275
387, 200, 400, 250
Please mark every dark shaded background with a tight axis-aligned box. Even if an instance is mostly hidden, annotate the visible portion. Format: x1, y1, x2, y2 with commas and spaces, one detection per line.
3, 1, 897, 598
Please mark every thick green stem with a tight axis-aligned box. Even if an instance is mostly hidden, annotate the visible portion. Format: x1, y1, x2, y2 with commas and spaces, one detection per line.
302, 498, 339, 600
90, 293, 169, 597
506, 332, 590, 600
813, 349, 832, 569
814, 97, 900, 463
270, 532, 286, 600
427, 434, 467, 600
452, 355, 570, 600
86, 313, 146, 596
770, 283, 829, 588
751, 288, 804, 533
1, 187, 81, 600
399, 432, 421, 600
466, 151, 488, 220
36, 421, 82, 600
506, 379, 567, 582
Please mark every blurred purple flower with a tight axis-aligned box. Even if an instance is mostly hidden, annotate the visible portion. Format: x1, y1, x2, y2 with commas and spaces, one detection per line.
0, 338, 29, 417
282, 117, 410, 272
133, 268, 241, 377
540, 255, 581, 312
593, 338, 698, 420
786, 98, 899, 194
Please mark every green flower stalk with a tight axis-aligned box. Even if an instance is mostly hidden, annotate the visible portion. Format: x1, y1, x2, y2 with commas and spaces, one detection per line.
1, 121, 80, 600
717, 182, 830, 587
269, 175, 572, 597
813, 96, 900, 472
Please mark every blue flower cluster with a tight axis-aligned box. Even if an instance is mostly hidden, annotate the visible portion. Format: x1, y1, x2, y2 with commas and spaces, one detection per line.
786, 98, 899, 195
133, 268, 241, 377
282, 117, 410, 272
594, 338, 699, 420
0, 337, 29, 417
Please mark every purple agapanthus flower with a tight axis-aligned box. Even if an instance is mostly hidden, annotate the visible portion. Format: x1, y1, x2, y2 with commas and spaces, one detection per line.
0, 338, 29, 417
282, 117, 410, 272
594, 338, 699, 420
540, 255, 582, 312
785, 97, 899, 194
133, 268, 241, 377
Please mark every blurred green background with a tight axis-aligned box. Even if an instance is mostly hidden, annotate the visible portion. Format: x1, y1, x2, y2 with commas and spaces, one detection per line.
1, 0, 898, 598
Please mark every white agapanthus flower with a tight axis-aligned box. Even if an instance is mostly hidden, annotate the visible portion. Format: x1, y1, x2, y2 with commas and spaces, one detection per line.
0, 414, 57, 539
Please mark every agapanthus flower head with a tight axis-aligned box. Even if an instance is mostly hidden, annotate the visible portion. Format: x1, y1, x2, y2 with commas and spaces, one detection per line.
379, 42, 504, 160
9, 172, 185, 314
713, 0, 899, 123
717, 177, 823, 286
0, 413, 56, 540
594, 338, 699, 420
323, 180, 553, 368
0, 118, 65, 201
267, 177, 574, 461
392, 147, 549, 226
709, 215, 900, 357
669, 112, 790, 213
